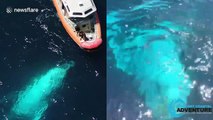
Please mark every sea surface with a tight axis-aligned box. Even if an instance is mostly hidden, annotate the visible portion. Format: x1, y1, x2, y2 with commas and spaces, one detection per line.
107, 0, 213, 120
0, 0, 106, 120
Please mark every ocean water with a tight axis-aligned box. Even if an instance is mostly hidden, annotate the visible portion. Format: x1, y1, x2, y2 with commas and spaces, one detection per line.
0, 0, 106, 120
107, 0, 213, 120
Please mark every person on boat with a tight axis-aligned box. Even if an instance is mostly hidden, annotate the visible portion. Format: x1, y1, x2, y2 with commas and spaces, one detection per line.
75, 26, 84, 41
79, 31, 89, 41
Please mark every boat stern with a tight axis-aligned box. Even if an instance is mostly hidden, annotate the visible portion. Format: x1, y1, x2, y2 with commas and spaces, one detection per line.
80, 38, 102, 50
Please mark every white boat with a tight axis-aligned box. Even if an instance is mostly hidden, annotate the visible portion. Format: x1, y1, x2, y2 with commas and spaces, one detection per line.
53, 0, 102, 50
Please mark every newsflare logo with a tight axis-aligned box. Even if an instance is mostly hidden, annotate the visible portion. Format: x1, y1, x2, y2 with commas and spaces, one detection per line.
6, 6, 39, 14
168, 99, 213, 118
6, 7, 13, 13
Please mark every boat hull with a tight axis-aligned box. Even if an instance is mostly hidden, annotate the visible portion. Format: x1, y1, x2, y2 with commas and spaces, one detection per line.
52, 0, 102, 50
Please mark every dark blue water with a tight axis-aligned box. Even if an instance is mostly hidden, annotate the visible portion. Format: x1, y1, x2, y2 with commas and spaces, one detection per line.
0, 0, 106, 120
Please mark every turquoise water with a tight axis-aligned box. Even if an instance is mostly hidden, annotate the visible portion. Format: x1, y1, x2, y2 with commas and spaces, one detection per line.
11, 62, 74, 120
107, 0, 213, 120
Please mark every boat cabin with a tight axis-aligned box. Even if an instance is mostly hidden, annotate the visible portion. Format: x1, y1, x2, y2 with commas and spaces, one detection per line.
61, 0, 97, 18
